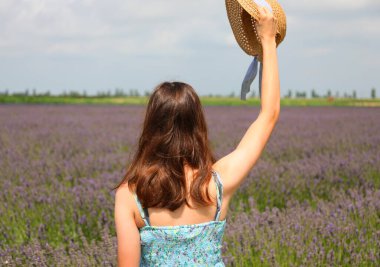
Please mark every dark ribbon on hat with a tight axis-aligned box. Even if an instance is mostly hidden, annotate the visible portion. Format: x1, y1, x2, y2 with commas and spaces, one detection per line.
240, 0, 273, 101
241, 56, 263, 100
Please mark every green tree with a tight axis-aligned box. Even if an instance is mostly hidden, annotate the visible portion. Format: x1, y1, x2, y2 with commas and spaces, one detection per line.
286, 89, 292, 98
96, 90, 108, 97
371, 87, 376, 99
295, 91, 307, 98
69, 90, 81, 97
128, 89, 140, 97
311, 89, 319, 98
114, 88, 125, 97
326, 89, 332, 98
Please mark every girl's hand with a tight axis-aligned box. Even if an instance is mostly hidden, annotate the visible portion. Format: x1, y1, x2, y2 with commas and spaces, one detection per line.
255, 6, 278, 45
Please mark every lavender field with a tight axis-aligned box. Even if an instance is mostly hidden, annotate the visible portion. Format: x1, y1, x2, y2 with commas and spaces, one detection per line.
0, 104, 379, 266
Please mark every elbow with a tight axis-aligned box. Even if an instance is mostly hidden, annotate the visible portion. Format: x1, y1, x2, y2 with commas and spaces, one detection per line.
261, 108, 280, 123
273, 107, 280, 122
271, 112, 280, 124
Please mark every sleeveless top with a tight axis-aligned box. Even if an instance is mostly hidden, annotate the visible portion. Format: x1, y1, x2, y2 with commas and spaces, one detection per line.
132, 170, 227, 266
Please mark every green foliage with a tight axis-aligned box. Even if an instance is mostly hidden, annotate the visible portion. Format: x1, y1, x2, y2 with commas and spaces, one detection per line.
371, 88, 376, 99
1, 95, 380, 106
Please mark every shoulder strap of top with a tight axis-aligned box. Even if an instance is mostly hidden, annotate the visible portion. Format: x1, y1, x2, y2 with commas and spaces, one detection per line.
132, 192, 150, 227
212, 170, 223, 221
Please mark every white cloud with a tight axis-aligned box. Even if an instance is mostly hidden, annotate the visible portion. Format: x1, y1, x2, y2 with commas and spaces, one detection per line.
0, 0, 228, 57
0, 0, 379, 96
284, 0, 380, 11
2, 0, 378, 57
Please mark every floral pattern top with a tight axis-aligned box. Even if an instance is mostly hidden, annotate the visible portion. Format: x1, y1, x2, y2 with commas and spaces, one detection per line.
133, 170, 227, 266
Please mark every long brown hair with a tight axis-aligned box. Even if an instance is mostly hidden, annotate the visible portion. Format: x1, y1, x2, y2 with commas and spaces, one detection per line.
113, 81, 216, 211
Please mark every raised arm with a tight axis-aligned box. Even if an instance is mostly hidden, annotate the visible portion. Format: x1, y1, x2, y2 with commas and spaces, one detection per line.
213, 6, 280, 197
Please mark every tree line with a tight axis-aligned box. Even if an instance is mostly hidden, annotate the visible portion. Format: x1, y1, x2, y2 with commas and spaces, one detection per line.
0, 87, 377, 99
0, 88, 150, 98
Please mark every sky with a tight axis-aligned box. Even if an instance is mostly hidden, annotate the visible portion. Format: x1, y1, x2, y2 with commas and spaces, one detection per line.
0, 0, 379, 98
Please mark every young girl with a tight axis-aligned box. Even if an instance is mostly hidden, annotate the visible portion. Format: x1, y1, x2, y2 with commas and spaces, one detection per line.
114, 6, 280, 266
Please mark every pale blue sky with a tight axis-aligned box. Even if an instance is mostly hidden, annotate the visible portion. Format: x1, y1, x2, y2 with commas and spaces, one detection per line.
0, 0, 379, 98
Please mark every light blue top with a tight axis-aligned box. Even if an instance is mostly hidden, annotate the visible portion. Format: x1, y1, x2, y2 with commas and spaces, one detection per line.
133, 170, 227, 266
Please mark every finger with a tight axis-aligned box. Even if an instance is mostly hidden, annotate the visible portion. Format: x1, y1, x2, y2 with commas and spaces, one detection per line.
262, 6, 269, 14
257, 6, 266, 16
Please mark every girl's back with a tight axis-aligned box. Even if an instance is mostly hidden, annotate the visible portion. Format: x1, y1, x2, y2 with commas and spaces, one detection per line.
133, 165, 230, 228
133, 168, 227, 266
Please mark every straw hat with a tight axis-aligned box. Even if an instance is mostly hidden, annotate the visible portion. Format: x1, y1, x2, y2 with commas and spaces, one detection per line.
225, 0, 287, 62
225, 0, 287, 100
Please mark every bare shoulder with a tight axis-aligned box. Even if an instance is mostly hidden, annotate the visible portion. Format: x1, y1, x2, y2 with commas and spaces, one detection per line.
114, 181, 141, 266
115, 182, 133, 198
114, 182, 135, 215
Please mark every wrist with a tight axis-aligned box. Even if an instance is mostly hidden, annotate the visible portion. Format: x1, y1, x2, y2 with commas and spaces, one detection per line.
261, 38, 276, 49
